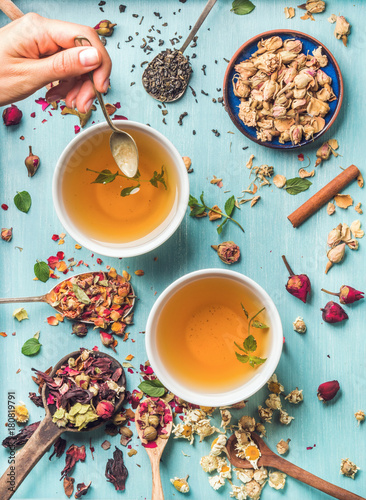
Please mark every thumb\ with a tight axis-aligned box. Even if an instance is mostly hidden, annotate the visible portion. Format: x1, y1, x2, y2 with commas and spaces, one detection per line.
34, 46, 101, 84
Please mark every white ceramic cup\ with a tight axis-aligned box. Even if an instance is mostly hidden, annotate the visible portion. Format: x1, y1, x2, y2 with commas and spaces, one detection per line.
53, 121, 189, 258
146, 269, 283, 407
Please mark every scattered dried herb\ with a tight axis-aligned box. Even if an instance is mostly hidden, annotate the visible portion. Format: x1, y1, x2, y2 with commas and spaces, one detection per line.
105, 446, 128, 491
189, 193, 244, 234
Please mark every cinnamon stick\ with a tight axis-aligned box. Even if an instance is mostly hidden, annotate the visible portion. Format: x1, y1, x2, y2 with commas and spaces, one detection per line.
288, 164, 360, 228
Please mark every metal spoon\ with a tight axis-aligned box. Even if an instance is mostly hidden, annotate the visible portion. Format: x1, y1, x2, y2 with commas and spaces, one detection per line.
74, 36, 139, 178
226, 433, 365, 500
0, 270, 135, 324
0, 349, 126, 500
135, 398, 173, 500
142, 0, 217, 103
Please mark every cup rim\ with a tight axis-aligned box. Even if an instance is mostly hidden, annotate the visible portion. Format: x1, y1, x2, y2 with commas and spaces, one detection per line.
52, 120, 189, 258
146, 268, 283, 407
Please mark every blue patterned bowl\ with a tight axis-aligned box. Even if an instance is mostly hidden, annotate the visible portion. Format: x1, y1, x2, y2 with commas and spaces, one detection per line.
223, 30, 343, 150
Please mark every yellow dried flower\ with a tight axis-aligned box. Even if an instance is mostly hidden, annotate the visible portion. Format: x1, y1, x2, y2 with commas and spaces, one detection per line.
285, 387, 304, 404
269, 471, 287, 490
354, 410, 365, 425
267, 374, 284, 394
170, 475, 189, 493
265, 394, 282, 411
200, 454, 218, 473
14, 402, 29, 424
276, 438, 291, 455
340, 458, 359, 479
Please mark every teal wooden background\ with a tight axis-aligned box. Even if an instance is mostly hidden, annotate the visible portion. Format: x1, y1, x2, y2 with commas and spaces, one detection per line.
0, 1, 365, 499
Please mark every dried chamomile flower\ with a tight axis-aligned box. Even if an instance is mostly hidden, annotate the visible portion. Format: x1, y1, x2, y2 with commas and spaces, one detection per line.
243, 442, 261, 469
279, 409, 295, 425
354, 411, 365, 425
217, 457, 232, 478
172, 423, 194, 445
267, 374, 284, 394
273, 174, 287, 189
285, 388, 304, 404
340, 458, 359, 479
14, 402, 29, 424
255, 422, 266, 437
220, 409, 232, 429
229, 483, 247, 500
170, 475, 189, 493
200, 454, 219, 473
268, 471, 287, 490
210, 434, 227, 457
235, 467, 254, 484
265, 394, 282, 411
253, 466, 268, 484
208, 474, 225, 490
235, 429, 251, 448
238, 415, 256, 432
258, 406, 273, 423
245, 479, 262, 499
276, 438, 291, 455
195, 419, 221, 443
293, 316, 306, 333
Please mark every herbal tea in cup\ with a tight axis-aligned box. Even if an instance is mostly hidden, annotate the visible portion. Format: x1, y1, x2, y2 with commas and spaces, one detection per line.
146, 269, 283, 407
53, 121, 189, 258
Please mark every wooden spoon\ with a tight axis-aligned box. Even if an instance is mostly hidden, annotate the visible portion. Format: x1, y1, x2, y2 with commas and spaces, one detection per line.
135, 398, 173, 500
226, 433, 365, 500
0, 270, 135, 325
0, 349, 126, 500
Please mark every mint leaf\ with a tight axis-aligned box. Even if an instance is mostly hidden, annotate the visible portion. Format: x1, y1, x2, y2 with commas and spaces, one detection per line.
21, 337, 41, 356
235, 352, 249, 363
121, 185, 140, 197
231, 0, 255, 15
224, 195, 235, 217
150, 166, 167, 189
285, 177, 312, 195
14, 191, 31, 213
91, 169, 118, 184
252, 320, 269, 329
248, 356, 267, 368
138, 379, 166, 397
34, 261, 50, 283
243, 335, 257, 353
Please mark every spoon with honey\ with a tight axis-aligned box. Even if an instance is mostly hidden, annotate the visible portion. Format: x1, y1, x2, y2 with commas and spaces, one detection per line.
226, 432, 365, 500
135, 398, 173, 500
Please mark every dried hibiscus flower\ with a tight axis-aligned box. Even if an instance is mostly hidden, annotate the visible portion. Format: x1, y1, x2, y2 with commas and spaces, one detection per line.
49, 436, 66, 460
282, 255, 311, 303
2, 421, 40, 448
75, 481, 92, 498
321, 301, 348, 323
105, 446, 128, 491
61, 444, 86, 479
321, 285, 364, 305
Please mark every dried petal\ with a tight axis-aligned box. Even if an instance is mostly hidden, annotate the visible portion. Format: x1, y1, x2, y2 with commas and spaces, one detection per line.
334, 194, 353, 209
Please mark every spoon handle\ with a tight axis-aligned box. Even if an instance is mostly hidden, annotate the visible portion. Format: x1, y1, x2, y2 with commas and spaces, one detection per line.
266, 455, 365, 500
74, 36, 122, 134
180, 0, 217, 54
149, 455, 164, 500
0, 0, 23, 21
0, 295, 46, 304
0, 416, 64, 500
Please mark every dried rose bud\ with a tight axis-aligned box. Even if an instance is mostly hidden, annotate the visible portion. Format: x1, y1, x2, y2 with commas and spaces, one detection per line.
96, 400, 115, 419
282, 256, 311, 303
317, 380, 340, 402
2, 104, 23, 126
335, 16, 351, 47
71, 323, 88, 337
1, 227, 12, 242
321, 301, 348, 323
321, 286, 364, 305
211, 241, 240, 265
298, 1, 325, 14
100, 331, 116, 351
94, 20, 117, 37
25, 146, 40, 177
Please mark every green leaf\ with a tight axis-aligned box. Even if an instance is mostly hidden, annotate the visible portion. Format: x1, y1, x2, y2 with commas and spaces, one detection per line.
234, 341, 246, 352
248, 356, 267, 368
150, 166, 167, 189
21, 337, 41, 356
72, 284, 91, 305
243, 335, 257, 353
14, 191, 31, 213
138, 379, 166, 397
224, 195, 235, 216
121, 185, 140, 197
285, 177, 312, 195
235, 352, 249, 363
190, 206, 206, 218
91, 169, 118, 184
188, 194, 199, 207
252, 320, 269, 329
34, 261, 50, 283
231, 0, 255, 15
217, 218, 228, 235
